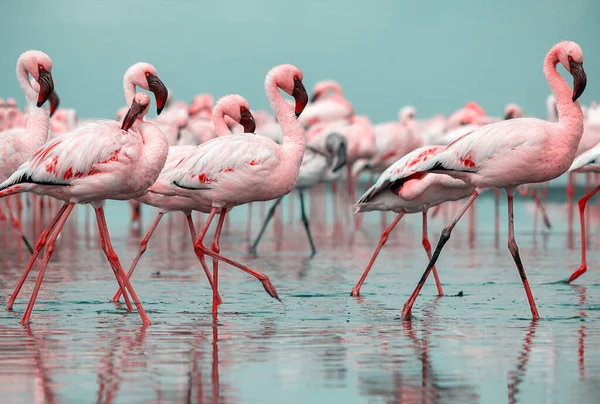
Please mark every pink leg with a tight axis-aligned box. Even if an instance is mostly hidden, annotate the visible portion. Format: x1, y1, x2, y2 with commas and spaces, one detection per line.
111, 212, 164, 302
346, 165, 355, 203
494, 188, 500, 236
6, 203, 69, 311
567, 185, 600, 283
246, 202, 253, 244
211, 209, 227, 315
532, 190, 552, 229
423, 211, 444, 297
4, 199, 34, 254
185, 213, 222, 305
350, 212, 404, 296
567, 173, 576, 236
468, 199, 476, 247
506, 190, 540, 319
94, 207, 148, 324
401, 191, 480, 320
194, 208, 280, 302
20, 203, 75, 325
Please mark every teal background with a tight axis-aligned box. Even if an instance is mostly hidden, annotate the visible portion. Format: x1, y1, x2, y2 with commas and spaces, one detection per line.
1, 0, 599, 120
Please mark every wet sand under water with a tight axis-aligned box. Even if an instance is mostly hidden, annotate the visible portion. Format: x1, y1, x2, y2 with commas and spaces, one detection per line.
0, 187, 599, 403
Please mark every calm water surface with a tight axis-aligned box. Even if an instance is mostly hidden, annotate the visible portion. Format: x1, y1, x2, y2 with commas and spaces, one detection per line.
0, 188, 599, 403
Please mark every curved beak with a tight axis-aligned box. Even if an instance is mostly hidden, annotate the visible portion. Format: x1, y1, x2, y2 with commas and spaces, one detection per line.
310, 92, 320, 103
332, 141, 347, 173
292, 79, 309, 118
36, 68, 54, 108
49, 91, 59, 117
570, 60, 587, 102
504, 110, 515, 120
121, 100, 146, 131
146, 73, 168, 115
240, 109, 256, 133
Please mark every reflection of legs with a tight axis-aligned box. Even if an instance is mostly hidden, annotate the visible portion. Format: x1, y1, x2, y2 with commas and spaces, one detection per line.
568, 185, 600, 283
7, 203, 69, 311
195, 208, 280, 301
350, 212, 404, 297
95, 207, 150, 324
299, 191, 316, 256
20, 203, 75, 325
211, 209, 227, 314
249, 197, 283, 256
111, 212, 165, 302
506, 189, 539, 319
185, 213, 222, 304
422, 211, 443, 297
401, 191, 480, 320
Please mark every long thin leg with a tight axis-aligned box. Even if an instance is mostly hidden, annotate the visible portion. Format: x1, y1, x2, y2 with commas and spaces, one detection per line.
531, 191, 552, 229
6, 203, 69, 311
567, 173, 576, 237
20, 203, 75, 325
494, 188, 500, 237
94, 207, 149, 324
350, 211, 404, 296
506, 189, 540, 319
423, 211, 443, 297
248, 197, 283, 256
185, 213, 222, 305
3, 199, 33, 254
111, 212, 164, 302
211, 209, 227, 315
567, 184, 600, 283
195, 208, 280, 301
299, 191, 316, 256
401, 191, 480, 320
246, 202, 253, 245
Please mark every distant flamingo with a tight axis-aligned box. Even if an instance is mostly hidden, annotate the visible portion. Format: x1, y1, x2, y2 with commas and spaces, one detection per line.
150, 64, 309, 315
299, 80, 353, 126
110, 94, 257, 303
0, 62, 169, 325
389, 41, 586, 320
350, 146, 474, 296
249, 132, 347, 256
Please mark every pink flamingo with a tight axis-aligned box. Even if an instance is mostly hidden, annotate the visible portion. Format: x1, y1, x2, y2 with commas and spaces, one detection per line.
110, 94, 257, 303
350, 145, 474, 296
390, 41, 586, 320
150, 64, 309, 315
0, 51, 55, 251
0, 65, 169, 325
565, 143, 600, 283
188, 93, 214, 121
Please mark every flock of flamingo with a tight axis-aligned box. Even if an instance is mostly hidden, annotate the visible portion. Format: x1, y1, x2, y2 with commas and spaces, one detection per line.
0, 40, 597, 326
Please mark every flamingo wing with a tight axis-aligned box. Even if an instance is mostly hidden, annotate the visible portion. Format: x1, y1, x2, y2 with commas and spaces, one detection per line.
162, 134, 276, 190
1, 121, 138, 189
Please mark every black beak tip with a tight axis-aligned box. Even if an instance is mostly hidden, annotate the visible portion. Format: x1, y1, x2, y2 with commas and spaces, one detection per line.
36, 100, 44, 108
295, 111, 301, 118
157, 106, 164, 115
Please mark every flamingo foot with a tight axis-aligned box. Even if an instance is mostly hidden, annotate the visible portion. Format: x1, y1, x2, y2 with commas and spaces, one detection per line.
350, 288, 360, 297
567, 264, 586, 284
260, 278, 280, 301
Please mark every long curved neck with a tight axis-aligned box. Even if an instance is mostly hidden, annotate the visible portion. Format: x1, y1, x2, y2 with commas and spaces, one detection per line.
17, 63, 49, 146
123, 73, 136, 106
543, 49, 583, 133
212, 103, 231, 137
137, 120, 169, 170
265, 77, 305, 165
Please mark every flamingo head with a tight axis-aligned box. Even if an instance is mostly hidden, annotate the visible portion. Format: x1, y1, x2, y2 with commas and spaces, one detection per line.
325, 132, 348, 173
399, 105, 416, 124
122, 92, 150, 131
126, 62, 169, 115
189, 94, 214, 117
216, 94, 256, 133
310, 80, 342, 103
19, 50, 55, 108
504, 104, 523, 120
556, 42, 586, 102
269, 64, 308, 118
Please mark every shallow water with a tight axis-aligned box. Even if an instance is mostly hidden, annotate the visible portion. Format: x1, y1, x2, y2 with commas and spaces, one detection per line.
0, 187, 599, 403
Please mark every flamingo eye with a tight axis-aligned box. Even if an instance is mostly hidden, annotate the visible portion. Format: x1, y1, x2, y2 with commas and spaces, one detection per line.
145, 71, 151, 77
568, 55, 573, 62
38, 64, 45, 71
293, 75, 300, 81
240, 106, 246, 112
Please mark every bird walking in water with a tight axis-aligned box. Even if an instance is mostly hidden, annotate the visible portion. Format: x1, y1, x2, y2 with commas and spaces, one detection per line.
350, 145, 474, 297
151, 64, 309, 316
110, 94, 257, 304
386, 41, 586, 320
0, 61, 170, 325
